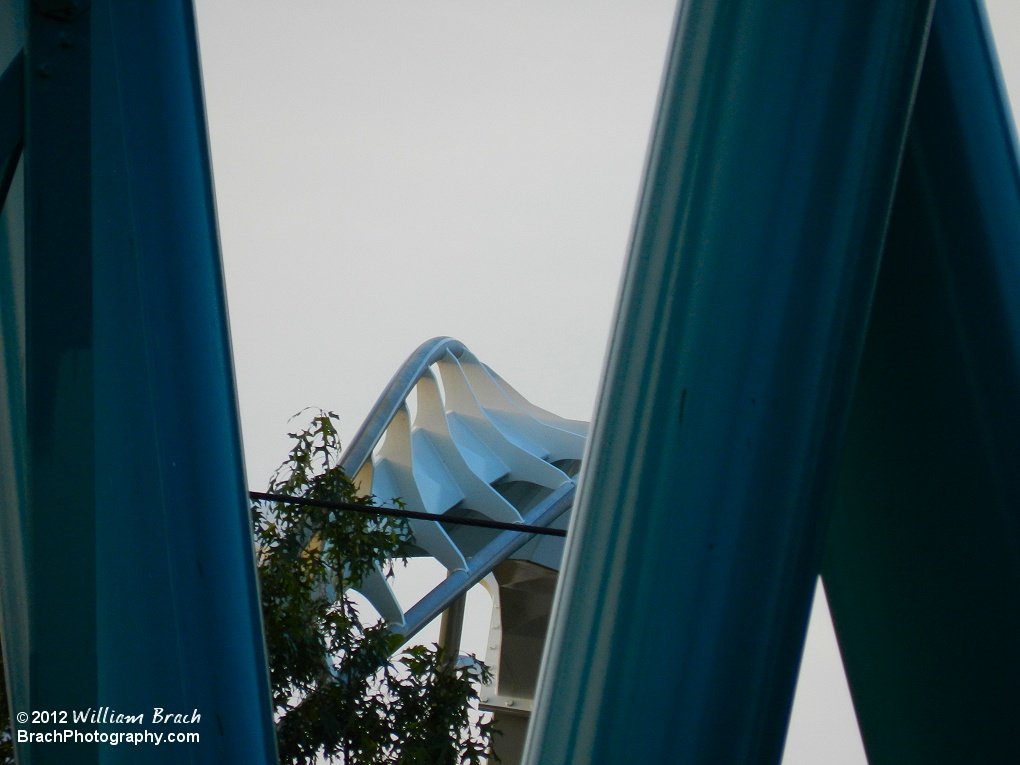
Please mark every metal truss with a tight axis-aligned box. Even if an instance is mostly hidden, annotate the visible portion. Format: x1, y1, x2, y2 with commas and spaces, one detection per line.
338, 337, 587, 641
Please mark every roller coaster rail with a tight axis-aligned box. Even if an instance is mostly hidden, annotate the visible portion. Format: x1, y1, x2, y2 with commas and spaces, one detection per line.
335, 336, 587, 641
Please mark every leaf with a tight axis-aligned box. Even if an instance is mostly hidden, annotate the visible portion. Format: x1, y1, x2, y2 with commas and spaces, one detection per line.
255, 409, 493, 764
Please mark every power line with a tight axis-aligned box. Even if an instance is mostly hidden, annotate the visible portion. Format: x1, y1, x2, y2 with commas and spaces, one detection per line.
249, 491, 568, 538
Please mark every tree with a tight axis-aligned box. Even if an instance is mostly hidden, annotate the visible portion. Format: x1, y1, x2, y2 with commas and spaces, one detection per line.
0, 410, 494, 765
253, 410, 495, 764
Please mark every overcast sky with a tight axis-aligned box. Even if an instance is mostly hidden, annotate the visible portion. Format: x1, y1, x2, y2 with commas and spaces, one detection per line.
193, 3, 1020, 762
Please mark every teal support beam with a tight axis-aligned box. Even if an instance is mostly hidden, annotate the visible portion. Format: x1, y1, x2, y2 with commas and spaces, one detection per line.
89, 2, 276, 762
0, 6, 27, 748
523, 1, 934, 762
1, 1, 276, 762
0, 51, 22, 206
25, 9, 98, 763
822, 0, 1020, 761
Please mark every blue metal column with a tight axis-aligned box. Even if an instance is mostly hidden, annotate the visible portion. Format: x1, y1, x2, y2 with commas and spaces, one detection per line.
0, 6, 28, 748
821, 0, 1020, 761
3, 1, 278, 762
24, 7, 97, 764
0, 51, 21, 204
523, 1, 934, 762
90, 2, 276, 761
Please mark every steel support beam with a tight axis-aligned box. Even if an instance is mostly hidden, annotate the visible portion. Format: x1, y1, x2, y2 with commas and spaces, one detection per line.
822, 0, 1020, 761
1, 2, 277, 762
397, 483, 574, 642
25, 9, 97, 763
0, 5, 27, 749
524, 1, 935, 762
0, 51, 22, 208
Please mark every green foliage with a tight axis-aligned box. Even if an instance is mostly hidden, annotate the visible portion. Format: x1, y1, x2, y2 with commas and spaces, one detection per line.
391, 647, 494, 765
254, 410, 495, 765
0, 408, 493, 765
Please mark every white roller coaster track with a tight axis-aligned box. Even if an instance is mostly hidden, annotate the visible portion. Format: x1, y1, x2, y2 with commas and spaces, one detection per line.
338, 337, 588, 641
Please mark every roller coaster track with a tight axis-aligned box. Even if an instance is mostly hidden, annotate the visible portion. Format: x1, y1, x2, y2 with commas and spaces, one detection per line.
338, 337, 588, 642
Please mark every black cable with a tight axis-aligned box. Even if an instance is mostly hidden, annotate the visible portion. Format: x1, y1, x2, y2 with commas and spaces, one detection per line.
249, 491, 568, 538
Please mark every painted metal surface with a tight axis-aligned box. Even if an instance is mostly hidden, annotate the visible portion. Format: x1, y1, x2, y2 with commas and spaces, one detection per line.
0, 4, 27, 749
338, 336, 585, 637
0, 51, 21, 205
478, 560, 559, 765
522, 1, 936, 763
340, 338, 585, 764
89, 4, 276, 762
3, 0, 1016, 763
396, 482, 574, 641
25, 9, 97, 762
1, 2, 276, 762
822, 0, 1020, 760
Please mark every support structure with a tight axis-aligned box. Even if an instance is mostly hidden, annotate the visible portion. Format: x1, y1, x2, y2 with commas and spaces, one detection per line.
335, 337, 586, 763
338, 336, 584, 642
1, 3, 276, 763
5, 1, 1020, 764
525, 0, 1020, 763
823, 2, 1020, 760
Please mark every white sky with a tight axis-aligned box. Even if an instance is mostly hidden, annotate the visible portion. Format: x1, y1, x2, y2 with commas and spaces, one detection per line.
193, 2, 1020, 762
